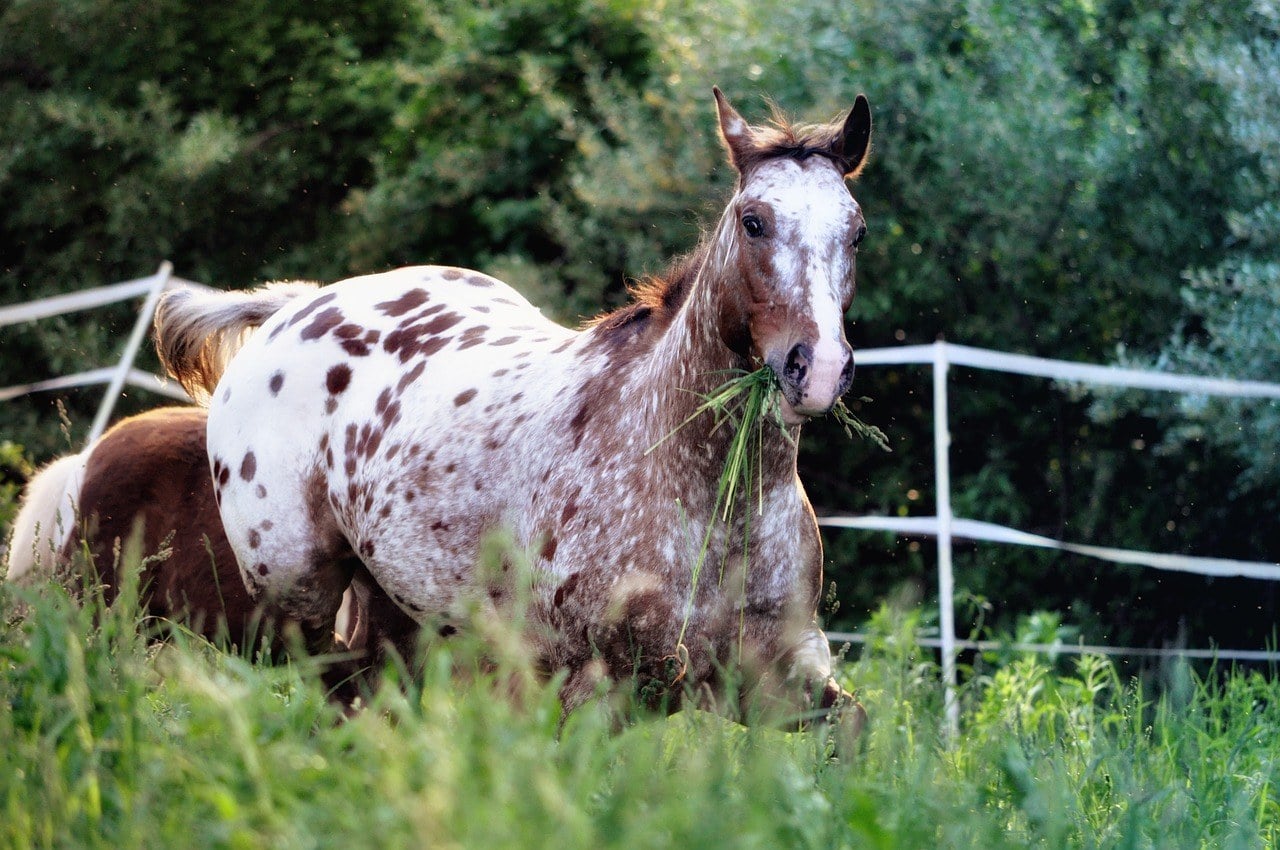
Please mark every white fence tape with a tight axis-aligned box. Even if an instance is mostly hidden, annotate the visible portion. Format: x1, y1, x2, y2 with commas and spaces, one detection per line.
839, 340, 1280, 733
857, 342, 1280, 398
0, 367, 189, 403
0, 267, 204, 428
0, 273, 211, 328
824, 631, 1280, 664
817, 515, 1280, 581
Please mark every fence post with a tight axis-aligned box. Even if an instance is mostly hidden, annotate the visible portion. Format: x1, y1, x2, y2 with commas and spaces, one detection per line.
87, 262, 173, 445
933, 339, 959, 739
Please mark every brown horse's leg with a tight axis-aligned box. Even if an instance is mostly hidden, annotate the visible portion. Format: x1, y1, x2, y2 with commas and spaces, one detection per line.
319, 564, 422, 710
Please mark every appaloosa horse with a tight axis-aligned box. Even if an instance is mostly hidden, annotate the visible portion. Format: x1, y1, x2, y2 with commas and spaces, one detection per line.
154, 88, 872, 728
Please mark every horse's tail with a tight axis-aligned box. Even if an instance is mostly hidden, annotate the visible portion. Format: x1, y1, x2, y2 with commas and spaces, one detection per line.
4, 451, 89, 586
154, 281, 318, 404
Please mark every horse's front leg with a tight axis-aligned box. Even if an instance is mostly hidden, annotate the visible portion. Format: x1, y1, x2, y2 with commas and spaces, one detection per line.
739, 621, 867, 747
783, 624, 867, 737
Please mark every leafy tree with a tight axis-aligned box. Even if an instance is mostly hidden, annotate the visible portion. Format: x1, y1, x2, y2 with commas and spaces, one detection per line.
342, 0, 657, 319
0, 0, 656, 455
1114, 1, 1280, 489
0, 0, 415, 454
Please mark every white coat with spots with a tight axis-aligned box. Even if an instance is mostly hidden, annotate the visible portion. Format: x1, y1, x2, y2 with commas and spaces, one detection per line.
155, 89, 873, 729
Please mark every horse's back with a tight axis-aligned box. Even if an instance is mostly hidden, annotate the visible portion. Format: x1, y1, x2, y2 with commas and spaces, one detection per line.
205, 265, 585, 621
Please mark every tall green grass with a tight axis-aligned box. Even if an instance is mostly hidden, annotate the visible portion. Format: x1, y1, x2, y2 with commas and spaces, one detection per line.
3, 563, 1278, 849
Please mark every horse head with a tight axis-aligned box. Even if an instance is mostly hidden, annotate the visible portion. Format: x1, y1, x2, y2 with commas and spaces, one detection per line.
711, 87, 872, 424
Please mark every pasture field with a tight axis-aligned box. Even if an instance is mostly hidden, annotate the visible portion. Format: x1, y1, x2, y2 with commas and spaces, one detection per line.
1, 563, 1277, 850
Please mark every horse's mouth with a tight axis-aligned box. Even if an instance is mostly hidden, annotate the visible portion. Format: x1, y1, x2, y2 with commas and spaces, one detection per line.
778, 395, 814, 426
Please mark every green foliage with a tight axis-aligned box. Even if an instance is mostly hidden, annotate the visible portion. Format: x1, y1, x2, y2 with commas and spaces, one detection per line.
344, 0, 657, 318
0, 442, 31, 534
0, 0, 415, 453
4, 583, 1278, 847
1102, 2, 1280, 490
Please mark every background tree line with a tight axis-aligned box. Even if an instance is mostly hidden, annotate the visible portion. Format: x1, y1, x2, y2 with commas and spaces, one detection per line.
1, 0, 1276, 652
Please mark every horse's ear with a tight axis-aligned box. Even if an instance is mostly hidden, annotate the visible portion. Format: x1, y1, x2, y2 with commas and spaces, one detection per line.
838, 94, 872, 178
714, 86, 753, 171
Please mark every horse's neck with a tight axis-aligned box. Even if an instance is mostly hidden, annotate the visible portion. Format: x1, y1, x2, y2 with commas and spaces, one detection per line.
636, 232, 800, 508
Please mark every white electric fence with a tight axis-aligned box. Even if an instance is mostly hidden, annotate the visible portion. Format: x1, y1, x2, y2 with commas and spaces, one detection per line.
0, 263, 210, 443
818, 341, 1280, 738
5, 269, 1280, 738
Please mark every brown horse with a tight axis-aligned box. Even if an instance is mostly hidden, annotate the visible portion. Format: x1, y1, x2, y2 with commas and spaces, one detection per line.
5, 407, 400, 698
154, 88, 872, 733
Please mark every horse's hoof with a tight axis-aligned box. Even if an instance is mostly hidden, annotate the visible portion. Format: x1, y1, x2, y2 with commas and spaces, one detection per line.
819, 680, 867, 757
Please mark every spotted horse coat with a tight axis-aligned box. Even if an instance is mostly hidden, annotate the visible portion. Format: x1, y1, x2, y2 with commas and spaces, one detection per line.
155, 88, 873, 732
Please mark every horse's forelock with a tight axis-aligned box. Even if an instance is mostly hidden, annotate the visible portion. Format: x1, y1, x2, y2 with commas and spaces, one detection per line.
732, 119, 850, 178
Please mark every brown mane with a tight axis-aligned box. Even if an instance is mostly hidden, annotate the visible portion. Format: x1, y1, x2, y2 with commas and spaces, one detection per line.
584, 246, 708, 343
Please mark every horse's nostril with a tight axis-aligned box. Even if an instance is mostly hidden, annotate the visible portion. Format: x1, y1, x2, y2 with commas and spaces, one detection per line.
783, 343, 812, 387
840, 353, 855, 385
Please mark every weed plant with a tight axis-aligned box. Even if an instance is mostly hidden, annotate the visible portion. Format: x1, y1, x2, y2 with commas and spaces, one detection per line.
2, 552, 1278, 849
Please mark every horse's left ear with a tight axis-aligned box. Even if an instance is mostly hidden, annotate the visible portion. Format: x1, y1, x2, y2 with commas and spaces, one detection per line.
714, 86, 753, 171
837, 94, 872, 178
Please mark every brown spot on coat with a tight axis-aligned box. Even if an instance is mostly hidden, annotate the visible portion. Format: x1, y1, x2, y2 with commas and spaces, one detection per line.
375, 288, 429, 317
553, 571, 580, 606
268, 372, 285, 395
239, 451, 257, 481
397, 362, 426, 393
458, 325, 489, 350
454, 389, 477, 406
326, 364, 352, 395
300, 307, 344, 340
568, 401, 593, 450
286, 292, 337, 328
341, 340, 372, 357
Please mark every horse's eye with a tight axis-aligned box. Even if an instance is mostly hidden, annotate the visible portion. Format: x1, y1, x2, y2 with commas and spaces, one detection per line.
852, 223, 867, 249
742, 214, 765, 238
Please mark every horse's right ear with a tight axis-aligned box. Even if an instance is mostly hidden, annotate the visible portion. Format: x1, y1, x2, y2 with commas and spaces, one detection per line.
714, 86, 753, 171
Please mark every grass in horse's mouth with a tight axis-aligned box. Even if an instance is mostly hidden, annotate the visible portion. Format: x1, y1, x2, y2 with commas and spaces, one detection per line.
648, 366, 889, 652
